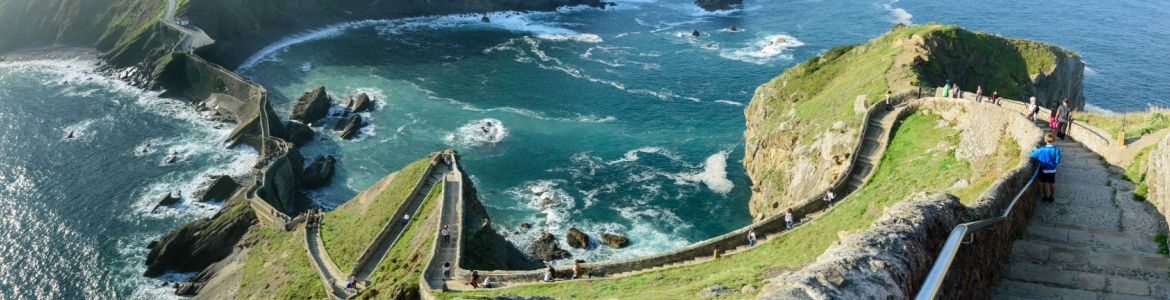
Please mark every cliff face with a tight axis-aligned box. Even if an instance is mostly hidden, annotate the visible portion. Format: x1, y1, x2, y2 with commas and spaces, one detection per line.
456, 155, 542, 270
743, 24, 1082, 219
144, 197, 257, 277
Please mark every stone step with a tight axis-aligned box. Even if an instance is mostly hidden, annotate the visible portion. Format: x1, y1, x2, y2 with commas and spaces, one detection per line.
1024, 221, 1161, 254
1009, 238, 1170, 278
993, 279, 1161, 300
1001, 261, 1160, 297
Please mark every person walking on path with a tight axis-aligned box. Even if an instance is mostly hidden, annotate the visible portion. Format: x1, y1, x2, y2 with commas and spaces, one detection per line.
401, 213, 410, 226
824, 191, 836, 206
884, 90, 894, 111
571, 260, 583, 279
952, 83, 962, 99
784, 208, 795, 229
1056, 98, 1072, 140
975, 85, 984, 102
469, 270, 481, 288
990, 90, 1000, 104
345, 276, 357, 293
1030, 133, 1062, 202
942, 81, 952, 97
442, 262, 451, 280
543, 265, 556, 282
1025, 96, 1039, 121
747, 229, 758, 247
441, 225, 451, 243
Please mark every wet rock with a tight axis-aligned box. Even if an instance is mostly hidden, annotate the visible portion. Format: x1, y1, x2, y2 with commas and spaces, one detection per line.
691, 30, 701, 38
195, 175, 241, 202
300, 155, 336, 188
352, 92, 374, 113
600, 233, 629, 248
697, 284, 733, 298
154, 192, 182, 210
566, 227, 590, 249
290, 86, 331, 123
338, 115, 364, 140
144, 200, 256, 277
694, 0, 743, 11
481, 15, 491, 23
527, 232, 571, 261
284, 121, 314, 146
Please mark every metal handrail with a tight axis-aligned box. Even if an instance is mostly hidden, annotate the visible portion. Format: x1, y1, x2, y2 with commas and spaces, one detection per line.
915, 166, 1040, 299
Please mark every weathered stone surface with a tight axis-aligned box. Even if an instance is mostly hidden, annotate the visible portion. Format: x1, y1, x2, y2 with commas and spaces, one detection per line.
527, 232, 571, 261
600, 233, 629, 248
195, 175, 241, 203
290, 86, 331, 124
352, 92, 374, 112
144, 199, 255, 277
338, 115, 364, 140
566, 227, 590, 249
154, 192, 181, 209
1147, 134, 1170, 234
697, 284, 733, 298
300, 155, 336, 188
284, 120, 314, 146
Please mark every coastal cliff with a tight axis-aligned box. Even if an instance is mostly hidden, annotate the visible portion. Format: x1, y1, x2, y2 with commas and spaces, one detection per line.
743, 24, 1084, 219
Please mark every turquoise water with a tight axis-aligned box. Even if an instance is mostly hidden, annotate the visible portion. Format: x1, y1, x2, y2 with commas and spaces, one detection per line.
2, 0, 1169, 297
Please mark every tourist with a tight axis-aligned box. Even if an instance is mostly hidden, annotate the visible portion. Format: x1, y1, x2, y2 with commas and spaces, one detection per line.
975, 85, 984, 102
784, 208, 794, 229
469, 270, 480, 288
441, 225, 451, 243
543, 265, 555, 282
484, 276, 494, 288
747, 229, 758, 247
442, 262, 451, 279
990, 90, 1000, 104
1056, 98, 1072, 140
571, 260, 582, 279
1025, 97, 1040, 121
942, 81, 951, 97
884, 90, 894, 111
1048, 105, 1059, 132
345, 276, 357, 292
824, 191, 835, 206
952, 83, 961, 99
401, 213, 410, 225
1030, 133, 1062, 202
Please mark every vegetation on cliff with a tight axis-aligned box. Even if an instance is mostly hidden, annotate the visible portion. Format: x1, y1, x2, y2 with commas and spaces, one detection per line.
1080, 110, 1170, 139
357, 183, 443, 298
236, 227, 328, 298
743, 23, 1079, 218
321, 156, 433, 273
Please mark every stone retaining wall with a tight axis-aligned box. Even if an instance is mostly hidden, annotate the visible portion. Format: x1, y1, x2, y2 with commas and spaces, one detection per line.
349, 154, 442, 276
1146, 134, 1170, 235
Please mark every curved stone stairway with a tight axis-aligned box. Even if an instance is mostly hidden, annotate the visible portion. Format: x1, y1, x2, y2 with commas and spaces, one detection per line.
992, 138, 1170, 299
352, 164, 450, 282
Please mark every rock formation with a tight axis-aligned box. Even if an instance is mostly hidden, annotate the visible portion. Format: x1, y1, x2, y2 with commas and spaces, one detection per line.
566, 227, 590, 249
694, 0, 743, 11
290, 86, 331, 124
300, 155, 336, 188
352, 92, 374, 113
195, 175, 241, 202
600, 233, 629, 248
143, 199, 256, 277
153, 192, 181, 210
1144, 134, 1170, 229
528, 232, 572, 261
284, 120, 314, 146
456, 156, 542, 270
338, 115, 364, 140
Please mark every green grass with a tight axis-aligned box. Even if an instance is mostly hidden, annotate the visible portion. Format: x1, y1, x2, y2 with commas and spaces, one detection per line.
913, 24, 1073, 101
1155, 231, 1169, 256
1080, 111, 1170, 139
237, 227, 327, 299
441, 112, 1017, 299
1125, 145, 1155, 201
357, 182, 444, 298
322, 157, 434, 273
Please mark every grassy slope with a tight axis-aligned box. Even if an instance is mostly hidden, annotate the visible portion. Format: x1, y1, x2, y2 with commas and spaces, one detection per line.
236, 227, 327, 299
912, 24, 1074, 101
1080, 111, 1170, 139
357, 183, 443, 298
322, 157, 432, 273
444, 112, 1018, 299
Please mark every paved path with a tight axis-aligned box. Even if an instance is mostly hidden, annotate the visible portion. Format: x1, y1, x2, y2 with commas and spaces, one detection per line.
423, 158, 465, 291
1115, 128, 1170, 166
160, 0, 214, 52
352, 164, 450, 282
424, 102, 913, 292
305, 226, 349, 300
992, 125, 1170, 299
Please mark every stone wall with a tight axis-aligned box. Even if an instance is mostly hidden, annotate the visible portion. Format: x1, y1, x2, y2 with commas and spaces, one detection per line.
1146, 134, 1170, 234
757, 97, 1044, 299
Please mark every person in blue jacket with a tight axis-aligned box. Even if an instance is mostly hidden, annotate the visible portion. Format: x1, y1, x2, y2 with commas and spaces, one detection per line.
1030, 133, 1061, 202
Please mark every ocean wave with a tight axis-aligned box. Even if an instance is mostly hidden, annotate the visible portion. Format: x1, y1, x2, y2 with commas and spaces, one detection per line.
607, 146, 684, 165
719, 34, 805, 65
714, 100, 745, 106
671, 150, 735, 194
403, 81, 617, 124
444, 118, 508, 147
489, 37, 681, 100
881, 0, 913, 25
131, 145, 259, 218
1084, 64, 1099, 76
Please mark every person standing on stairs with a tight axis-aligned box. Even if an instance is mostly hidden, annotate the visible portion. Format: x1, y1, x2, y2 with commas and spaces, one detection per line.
884, 90, 894, 111
441, 225, 451, 243
1030, 133, 1062, 202
784, 208, 794, 229
442, 262, 451, 280
401, 213, 410, 226
824, 191, 836, 206
1056, 98, 1072, 140
1025, 97, 1039, 121
747, 229, 758, 247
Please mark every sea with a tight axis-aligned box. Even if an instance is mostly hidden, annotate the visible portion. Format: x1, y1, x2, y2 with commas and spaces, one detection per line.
1, 0, 1167, 297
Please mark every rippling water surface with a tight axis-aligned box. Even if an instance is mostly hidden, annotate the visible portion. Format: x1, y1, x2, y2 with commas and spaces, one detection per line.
1, 0, 1169, 296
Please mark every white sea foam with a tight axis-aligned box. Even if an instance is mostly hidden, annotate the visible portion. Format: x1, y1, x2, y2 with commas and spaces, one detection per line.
488, 36, 681, 101
881, 0, 914, 25
444, 118, 508, 147
714, 100, 745, 106
720, 34, 805, 65
132, 145, 259, 219
404, 81, 617, 123
673, 150, 735, 194
608, 146, 683, 165
1084, 103, 1116, 114
1084, 65, 1099, 76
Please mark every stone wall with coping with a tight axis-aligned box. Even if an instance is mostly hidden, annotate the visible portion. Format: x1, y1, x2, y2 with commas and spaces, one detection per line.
1145, 134, 1170, 235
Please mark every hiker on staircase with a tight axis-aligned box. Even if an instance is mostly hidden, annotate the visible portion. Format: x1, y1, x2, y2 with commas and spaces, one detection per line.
1030, 133, 1062, 202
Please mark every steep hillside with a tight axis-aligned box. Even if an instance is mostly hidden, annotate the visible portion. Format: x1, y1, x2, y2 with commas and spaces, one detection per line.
743, 24, 1083, 219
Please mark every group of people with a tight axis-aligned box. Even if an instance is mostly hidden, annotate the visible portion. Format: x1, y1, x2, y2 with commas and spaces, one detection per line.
304, 207, 323, 230
942, 81, 1000, 104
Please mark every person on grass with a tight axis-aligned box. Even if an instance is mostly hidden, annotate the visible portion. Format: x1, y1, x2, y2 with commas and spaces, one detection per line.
1030, 133, 1062, 202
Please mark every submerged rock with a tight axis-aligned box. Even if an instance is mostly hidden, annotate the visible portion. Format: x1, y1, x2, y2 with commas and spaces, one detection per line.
290, 86, 331, 124
527, 232, 571, 261
694, 0, 743, 11
351, 92, 374, 113
338, 115, 364, 140
566, 227, 590, 249
195, 175, 241, 203
600, 233, 629, 248
300, 155, 336, 188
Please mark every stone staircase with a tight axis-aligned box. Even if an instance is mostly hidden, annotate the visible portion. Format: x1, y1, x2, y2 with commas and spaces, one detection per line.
352, 164, 449, 282
992, 139, 1170, 300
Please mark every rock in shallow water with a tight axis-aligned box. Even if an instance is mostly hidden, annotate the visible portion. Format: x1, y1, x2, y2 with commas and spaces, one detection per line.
566, 227, 590, 249
601, 233, 629, 248
527, 232, 571, 261
290, 86, 331, 124
338, 115, 364, 140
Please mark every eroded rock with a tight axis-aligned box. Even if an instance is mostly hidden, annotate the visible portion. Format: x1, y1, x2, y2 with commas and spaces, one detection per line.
338, 115, 364, 140
290, 86, 331, 123
300, 155, 336, 188
566, 227, 590, 249
600, 233, 629, 248
527, 232, 571, 261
